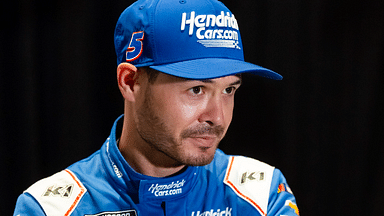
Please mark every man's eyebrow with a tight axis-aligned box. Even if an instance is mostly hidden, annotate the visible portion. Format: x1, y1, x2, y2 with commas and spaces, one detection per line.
230, 79, 242, 86
201, 79, 214, 83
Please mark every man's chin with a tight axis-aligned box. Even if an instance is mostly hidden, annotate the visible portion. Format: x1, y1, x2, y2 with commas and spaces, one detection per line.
182, 150, 216, 166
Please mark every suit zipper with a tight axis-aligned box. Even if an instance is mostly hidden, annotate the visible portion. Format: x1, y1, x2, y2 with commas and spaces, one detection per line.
161, 201, 166, 216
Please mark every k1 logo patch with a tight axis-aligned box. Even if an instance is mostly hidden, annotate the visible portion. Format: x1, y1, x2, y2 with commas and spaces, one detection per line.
42, 184, 74, 198
240, 171, 264, 184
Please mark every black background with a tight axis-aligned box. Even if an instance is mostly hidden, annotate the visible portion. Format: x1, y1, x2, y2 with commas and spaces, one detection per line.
1, 0, 383, 215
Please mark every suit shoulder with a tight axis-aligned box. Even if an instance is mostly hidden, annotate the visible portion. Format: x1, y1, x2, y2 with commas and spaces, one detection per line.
223, 156, 275, 216
24, 169, 87, 216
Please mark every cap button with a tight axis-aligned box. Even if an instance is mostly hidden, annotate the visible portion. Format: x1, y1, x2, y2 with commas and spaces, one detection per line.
179, 0, 186, 4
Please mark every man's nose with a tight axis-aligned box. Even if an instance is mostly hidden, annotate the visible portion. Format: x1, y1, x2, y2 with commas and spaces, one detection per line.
198, 95, 225, 127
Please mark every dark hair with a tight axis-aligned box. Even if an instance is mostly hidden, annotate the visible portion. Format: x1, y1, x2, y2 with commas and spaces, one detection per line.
140, 67, 160, 84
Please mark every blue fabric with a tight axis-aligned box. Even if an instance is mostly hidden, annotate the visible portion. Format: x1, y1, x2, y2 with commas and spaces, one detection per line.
14, 115, 298, 215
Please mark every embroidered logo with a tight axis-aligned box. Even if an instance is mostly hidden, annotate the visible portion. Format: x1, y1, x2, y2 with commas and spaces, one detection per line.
42, 184, 74, 198
85, 210, 137, 216
285, 200, 300, 215
240, 171, 264, 184
181, 11, 241, 49
106, 141, 123, 178
148, 179, 186, 197
278, 183, 293, 194
191, 207, 232, 216
126, 31, 144, 62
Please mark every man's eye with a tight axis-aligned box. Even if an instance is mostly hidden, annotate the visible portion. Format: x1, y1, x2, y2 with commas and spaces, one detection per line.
190, 86, 203, 95
224, 87, 236, 94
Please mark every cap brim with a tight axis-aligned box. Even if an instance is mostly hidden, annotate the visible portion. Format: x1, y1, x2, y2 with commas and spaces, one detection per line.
149, 58, 282, 80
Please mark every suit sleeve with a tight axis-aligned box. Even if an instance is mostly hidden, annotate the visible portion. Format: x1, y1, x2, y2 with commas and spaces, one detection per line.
14, 193, 47, 216
267, 169, 299, 216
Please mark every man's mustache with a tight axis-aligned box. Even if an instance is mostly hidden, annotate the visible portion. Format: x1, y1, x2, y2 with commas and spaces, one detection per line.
181, 124, 225, 138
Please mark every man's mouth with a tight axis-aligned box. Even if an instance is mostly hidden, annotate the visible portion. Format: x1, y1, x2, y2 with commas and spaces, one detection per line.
187, 135, 218, 149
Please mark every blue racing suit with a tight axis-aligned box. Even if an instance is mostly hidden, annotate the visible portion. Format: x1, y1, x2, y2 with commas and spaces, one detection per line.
14, 115, 299, 216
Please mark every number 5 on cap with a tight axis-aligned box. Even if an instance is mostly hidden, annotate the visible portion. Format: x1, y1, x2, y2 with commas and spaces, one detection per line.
126, 31, 144, 62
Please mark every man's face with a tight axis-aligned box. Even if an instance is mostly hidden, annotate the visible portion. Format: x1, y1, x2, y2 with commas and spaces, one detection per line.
134, 71, 241, 166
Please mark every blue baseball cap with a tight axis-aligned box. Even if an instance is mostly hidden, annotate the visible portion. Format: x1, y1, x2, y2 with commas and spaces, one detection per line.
114, 0, 283, 80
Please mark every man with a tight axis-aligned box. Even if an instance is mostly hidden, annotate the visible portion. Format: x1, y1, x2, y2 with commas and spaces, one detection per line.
14, 0, 299, 215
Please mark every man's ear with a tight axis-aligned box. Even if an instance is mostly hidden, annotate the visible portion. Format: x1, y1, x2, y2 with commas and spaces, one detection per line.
117, 63, 138, 101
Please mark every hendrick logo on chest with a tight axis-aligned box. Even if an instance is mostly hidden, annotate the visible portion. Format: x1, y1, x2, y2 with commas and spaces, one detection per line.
191, 207, 232, 216
148, 179, 186, 197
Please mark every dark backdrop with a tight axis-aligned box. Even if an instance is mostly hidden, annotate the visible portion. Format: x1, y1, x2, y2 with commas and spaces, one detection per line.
1, 0, 383, 215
